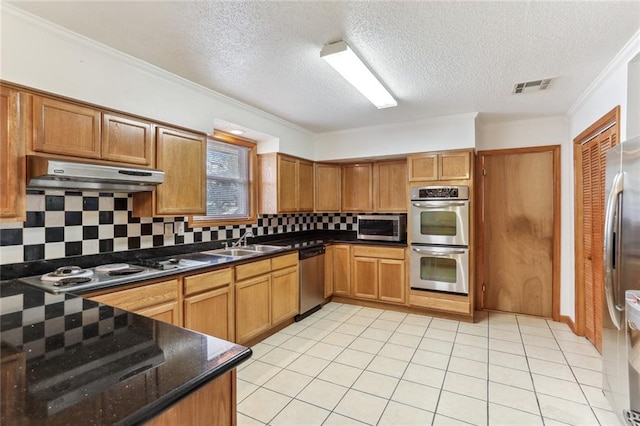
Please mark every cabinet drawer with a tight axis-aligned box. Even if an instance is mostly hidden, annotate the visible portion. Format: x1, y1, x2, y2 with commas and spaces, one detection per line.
409, 294, 470, 314
352, 246, 405, 260
184, 268, 232, 296
88, 279, 179, 312
235, 259, 271, 281
271, 253, 298, 270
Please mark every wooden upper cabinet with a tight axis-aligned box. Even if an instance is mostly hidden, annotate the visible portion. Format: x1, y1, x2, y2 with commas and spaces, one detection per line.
0, 86, 26, 223
439, 151, 471, 180
259, 153, 314, 214
102, 112, 154, 166
31, 94, 155, 167
133, 126, 206, 217
32, 95, 101, 159
408, 149, 472, 182
341, 163, 373, 212
314, 163, 341, 212
297, 160, 314, 211
408, 153, 438, 181
374, 160, 407, 212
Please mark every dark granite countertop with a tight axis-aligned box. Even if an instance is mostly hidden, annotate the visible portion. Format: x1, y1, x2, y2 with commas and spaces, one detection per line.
0, 280, 252, 425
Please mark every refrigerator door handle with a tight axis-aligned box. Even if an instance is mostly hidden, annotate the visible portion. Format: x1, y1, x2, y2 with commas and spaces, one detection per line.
604, 171, 624, 330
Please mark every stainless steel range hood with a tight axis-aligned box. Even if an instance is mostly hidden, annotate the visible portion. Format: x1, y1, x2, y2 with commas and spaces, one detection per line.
27, 156, 164, 192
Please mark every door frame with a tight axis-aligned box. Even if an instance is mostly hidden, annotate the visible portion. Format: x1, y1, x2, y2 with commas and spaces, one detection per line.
572, 106, 620, 336
476, 145, 561, 320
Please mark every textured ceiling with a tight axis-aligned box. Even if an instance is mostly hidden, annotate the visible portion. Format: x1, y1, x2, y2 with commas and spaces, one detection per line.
8, 1, 640, 133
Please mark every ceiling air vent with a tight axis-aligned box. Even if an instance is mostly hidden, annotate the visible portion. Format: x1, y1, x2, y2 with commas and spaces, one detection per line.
512, 78, 552, 94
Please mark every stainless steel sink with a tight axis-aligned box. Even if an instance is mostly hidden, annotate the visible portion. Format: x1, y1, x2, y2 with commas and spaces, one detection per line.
206, 248, 258, 258
242, 244, 284, 253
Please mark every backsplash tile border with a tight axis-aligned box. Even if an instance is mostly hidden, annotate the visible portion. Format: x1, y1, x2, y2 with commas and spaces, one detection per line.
0, 191, 359, 265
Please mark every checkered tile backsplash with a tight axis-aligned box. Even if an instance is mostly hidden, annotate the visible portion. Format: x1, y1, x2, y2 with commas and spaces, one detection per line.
0, 190, 358, 265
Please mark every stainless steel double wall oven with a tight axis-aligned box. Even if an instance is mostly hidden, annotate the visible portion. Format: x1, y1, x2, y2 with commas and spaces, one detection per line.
409, 185, 470, 294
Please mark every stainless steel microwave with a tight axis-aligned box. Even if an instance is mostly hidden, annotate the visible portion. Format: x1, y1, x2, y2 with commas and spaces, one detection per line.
357, 215, 407, 242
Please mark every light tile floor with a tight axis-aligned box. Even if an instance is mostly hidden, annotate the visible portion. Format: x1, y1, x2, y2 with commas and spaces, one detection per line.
237, 302, 619, 426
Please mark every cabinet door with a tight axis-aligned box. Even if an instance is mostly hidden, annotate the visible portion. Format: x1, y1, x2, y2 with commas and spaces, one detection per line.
155, 126, 206, 215
32, 95, 101, 159
333, 245, 351, 296
314, 163, 341, 212
102, 112, 154, 166
278, 155, 298, 212
342, 163, 373, 212
184, 287, 232, 340
297, 160, 314, 212
137, 301, 181, 326
439, 152, 471, 180
379, 259, 406, 304
271, 266, 299, 325
87, 279, 180, 313
0, 87, 25, 222
235, 275, 271, 343
324, 245, 334, 298
352, 257, 378, 299
408, 153, 438, 181
375, 160, 407, 212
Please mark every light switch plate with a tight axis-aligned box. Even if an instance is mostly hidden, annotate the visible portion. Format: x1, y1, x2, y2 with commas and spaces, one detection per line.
164, 223, 174, 236
175, 222, 185, 236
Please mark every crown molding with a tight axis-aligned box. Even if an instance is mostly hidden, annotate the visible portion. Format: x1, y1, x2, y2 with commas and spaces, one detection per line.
567, 28, 640, 117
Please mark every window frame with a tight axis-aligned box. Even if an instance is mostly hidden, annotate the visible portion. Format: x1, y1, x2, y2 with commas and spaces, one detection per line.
188, 131, 257, 227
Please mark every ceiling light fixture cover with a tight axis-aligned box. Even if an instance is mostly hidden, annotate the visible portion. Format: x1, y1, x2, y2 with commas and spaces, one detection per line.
229, 129, 245, 135
321, 40, 397, 109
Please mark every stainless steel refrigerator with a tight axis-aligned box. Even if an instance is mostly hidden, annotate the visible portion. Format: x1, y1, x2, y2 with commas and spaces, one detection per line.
603, 135, 640, 426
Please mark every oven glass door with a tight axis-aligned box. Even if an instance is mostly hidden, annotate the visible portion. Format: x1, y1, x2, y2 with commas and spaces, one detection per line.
410, 245, 469, 294
410, 201, 469, 246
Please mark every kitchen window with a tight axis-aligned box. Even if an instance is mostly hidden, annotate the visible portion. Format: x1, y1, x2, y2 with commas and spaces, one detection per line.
189, 131, 257, 226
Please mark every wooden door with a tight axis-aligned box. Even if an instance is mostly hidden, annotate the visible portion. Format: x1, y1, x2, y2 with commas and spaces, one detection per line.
480, 147, 558, 317
184, 287, 231, 340
578, 126, 618, 350
0, 86, 25, 222
379, 259, 405, 304
297, 160, 314, 211
32, 95, 101, 159
324, 245, 334, 297
440, 152, 471, 180
333, 245, 351, 296
271, 266, 299, 325
277, 155, 298, 212
137, 301, 181, 326
375, 160, 407, 212
235, 275, 271, 343
155, 126, 206, 216
342, 163, 373, 211
102, 112, 154, 166
315, 163, 341, 212
352, 257, 378, 299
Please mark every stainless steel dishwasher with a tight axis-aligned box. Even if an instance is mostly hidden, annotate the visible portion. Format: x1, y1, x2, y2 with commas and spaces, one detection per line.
296, 245, 325, 321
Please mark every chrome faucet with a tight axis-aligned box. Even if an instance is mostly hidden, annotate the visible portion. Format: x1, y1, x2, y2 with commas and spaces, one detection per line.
231, 231, 254, 248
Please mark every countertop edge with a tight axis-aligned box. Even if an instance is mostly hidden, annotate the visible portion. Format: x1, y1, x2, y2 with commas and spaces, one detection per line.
122, 347, 253, 426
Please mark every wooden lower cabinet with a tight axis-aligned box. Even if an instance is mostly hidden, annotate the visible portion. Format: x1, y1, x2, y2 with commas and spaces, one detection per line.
351, 246, 406, 304
183, 268, 233, 341
333, 245, 351, 296
86, 279, 181, 326
235, 275, 272, 344
324, 245, 334, 298
147, 370, 235, 426
271, 266, 299, 326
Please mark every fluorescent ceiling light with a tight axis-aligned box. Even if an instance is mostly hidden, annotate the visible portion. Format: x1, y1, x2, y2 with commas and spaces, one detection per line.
321, 40, 397, 109
229, 129, 245, 135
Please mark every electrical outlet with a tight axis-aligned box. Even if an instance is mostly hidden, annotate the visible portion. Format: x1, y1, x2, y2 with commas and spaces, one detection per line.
164, 223, 174, 236
175, 222, 185, 235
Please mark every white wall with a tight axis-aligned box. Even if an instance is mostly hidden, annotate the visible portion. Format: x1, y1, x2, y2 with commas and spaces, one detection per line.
627, 53, 640, 140
313, 113, 477, 161
0, 5, 315, 158
477, 116, 576, 318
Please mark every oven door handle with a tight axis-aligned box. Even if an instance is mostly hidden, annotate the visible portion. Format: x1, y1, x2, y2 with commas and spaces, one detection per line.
412, 247, 466, 256
411, 202, 466, 208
